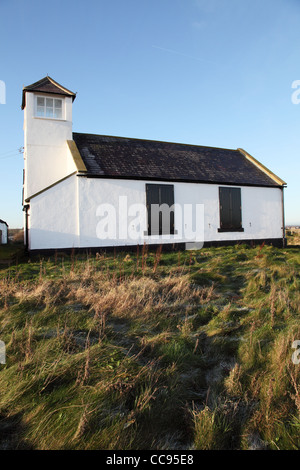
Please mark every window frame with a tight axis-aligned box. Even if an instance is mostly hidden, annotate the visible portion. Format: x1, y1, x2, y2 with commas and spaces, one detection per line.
145, 183, 175, 236
35, 95, 64, 120
218, 186, 244, 232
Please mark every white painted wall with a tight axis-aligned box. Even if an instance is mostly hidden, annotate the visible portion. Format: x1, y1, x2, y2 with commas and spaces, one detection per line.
77, 178, 283, 248
23, 92, 77, 201
0, 222, 8, 244
176, 183, 283, 242
28, 174, 79, 250
27, 175, 284, 250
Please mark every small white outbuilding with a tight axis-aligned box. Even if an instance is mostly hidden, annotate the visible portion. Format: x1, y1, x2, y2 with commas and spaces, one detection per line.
0, 219, 8, 244
21, 76, 287, 252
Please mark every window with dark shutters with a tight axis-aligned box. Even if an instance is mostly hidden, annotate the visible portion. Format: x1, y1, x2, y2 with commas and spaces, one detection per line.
146, 184, 175, 235
218, 187, 244, 232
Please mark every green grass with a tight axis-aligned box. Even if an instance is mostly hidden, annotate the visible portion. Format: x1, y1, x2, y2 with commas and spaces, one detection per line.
0, 244, 299, 449
0, 244, 24, 261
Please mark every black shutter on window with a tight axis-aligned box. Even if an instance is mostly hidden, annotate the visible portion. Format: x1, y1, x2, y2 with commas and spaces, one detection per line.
146, 184, 174, 235
146, 184, 159, 236
160, 185, 175, 235
219, 187, 242, 231
230, 187, 242, 229
219, 187, 231, 229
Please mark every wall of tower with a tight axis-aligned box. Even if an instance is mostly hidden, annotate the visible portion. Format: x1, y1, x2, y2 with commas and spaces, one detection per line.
23, 92, 76, 201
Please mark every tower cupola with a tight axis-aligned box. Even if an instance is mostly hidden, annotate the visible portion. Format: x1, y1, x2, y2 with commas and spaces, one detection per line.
22, 76, 77, 201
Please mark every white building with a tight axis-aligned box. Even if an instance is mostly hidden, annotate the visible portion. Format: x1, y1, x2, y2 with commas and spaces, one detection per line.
0, 219, 8, 244
21, 76, 287, 252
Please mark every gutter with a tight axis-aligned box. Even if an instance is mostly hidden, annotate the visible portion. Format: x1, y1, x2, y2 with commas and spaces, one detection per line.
76, 172, 282, 188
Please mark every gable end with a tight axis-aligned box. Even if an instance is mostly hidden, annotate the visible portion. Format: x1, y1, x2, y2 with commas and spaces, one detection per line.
237, 148, 286, 187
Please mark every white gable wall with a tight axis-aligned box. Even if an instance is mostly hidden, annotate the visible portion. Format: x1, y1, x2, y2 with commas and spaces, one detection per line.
27, 176, 283, 250
28, 174, 79, 250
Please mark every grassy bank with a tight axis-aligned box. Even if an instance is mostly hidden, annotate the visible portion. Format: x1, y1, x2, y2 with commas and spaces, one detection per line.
0, 244, 24, 262
0, 244, 299, 450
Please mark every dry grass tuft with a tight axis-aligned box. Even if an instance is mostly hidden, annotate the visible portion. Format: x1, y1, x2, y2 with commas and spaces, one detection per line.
0, 245, 299, 450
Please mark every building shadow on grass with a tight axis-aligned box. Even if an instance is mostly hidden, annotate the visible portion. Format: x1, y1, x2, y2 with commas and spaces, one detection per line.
0, 412, 34, 450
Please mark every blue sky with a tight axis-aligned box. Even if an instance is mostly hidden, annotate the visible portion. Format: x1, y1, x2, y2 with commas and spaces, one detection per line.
0, 0, 300, 227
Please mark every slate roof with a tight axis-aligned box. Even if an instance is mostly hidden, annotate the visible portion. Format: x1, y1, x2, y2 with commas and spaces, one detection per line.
21, 76, 76, 109
73, 132, 283, 187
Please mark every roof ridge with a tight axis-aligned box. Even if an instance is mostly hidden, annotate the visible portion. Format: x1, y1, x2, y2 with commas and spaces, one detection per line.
46, 76, 76, 96
72, 132, 238, 152
23, 75, 75, 96
22, 76, 76, 109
